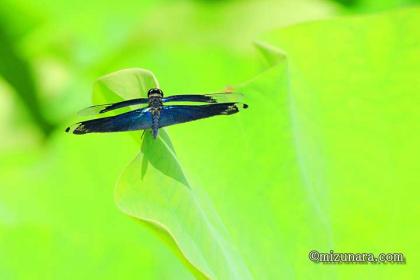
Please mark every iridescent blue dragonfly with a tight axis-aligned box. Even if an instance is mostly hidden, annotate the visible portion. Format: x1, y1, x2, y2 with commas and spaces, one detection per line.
66, 88, 248, 138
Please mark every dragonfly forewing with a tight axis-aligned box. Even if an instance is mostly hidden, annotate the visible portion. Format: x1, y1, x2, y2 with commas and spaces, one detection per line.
78, 98, 149, 115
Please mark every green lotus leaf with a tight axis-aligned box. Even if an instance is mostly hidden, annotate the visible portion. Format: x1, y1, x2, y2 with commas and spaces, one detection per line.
93, 7, 419, 279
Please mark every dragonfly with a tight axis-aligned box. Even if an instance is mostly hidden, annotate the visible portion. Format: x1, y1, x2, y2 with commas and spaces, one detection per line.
66, 88, 248, 138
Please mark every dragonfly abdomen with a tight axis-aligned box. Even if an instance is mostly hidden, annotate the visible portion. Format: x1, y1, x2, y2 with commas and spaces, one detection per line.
151, 109, 161, 138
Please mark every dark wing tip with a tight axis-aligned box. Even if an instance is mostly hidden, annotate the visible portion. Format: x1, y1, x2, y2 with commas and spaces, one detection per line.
222, 104, 239, 115
66, 123, 88, 135
73, 124, 88, 134
78, 104, 110, 116
220, 102, 248, 115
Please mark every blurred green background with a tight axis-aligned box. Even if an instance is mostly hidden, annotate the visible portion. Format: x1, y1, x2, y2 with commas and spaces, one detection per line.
0, 0, 419, 279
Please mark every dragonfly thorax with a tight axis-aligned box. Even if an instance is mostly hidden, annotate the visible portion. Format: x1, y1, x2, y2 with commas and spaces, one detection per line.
148, 88, 163, 110
147, 88, 164, 98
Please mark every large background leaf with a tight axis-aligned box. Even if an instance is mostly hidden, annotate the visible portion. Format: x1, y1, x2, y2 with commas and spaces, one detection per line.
113, 7, 420, 279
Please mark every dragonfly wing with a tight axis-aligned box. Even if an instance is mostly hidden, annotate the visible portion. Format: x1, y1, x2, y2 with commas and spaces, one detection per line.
162, 95, 216, 103
159, 103, 247, 128
67, 107, 152, 134
78, 98, 149, 115
162, 92, 244, 104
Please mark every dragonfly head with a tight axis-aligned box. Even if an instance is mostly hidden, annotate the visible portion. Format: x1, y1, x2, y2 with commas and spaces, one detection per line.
147, 88, 164, 98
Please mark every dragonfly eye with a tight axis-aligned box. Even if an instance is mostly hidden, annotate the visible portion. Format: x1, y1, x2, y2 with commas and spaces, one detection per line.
148, 88, 164, 97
